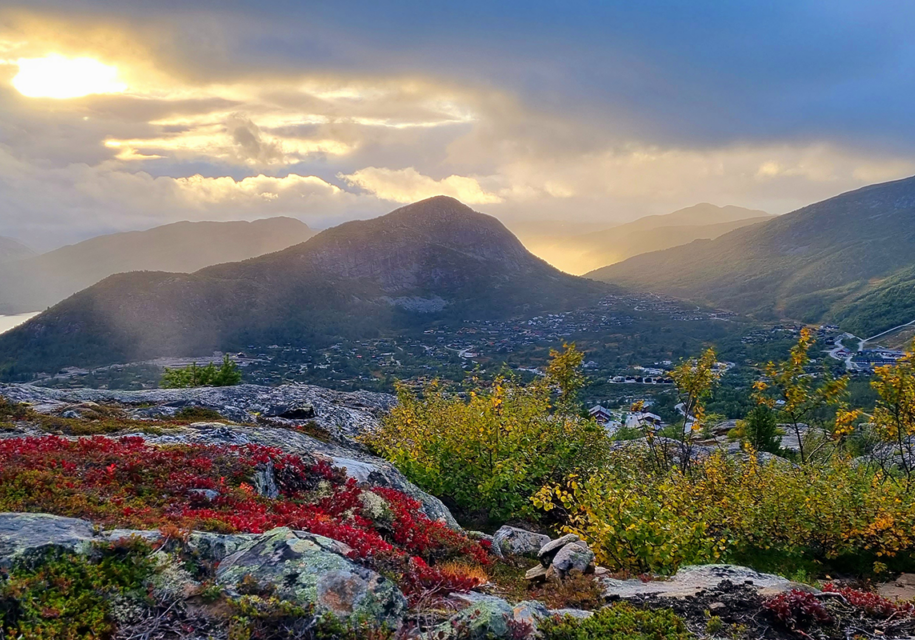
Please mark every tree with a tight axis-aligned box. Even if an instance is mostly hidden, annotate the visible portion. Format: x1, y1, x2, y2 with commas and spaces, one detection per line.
871, 340, 915, 487
671, 348, 719, 473
741, 404, 782, 455
160, 355, 242, 389
753, 328, 848, 464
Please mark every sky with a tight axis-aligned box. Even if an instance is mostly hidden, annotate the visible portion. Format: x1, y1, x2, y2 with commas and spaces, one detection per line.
1, 1, 915, 249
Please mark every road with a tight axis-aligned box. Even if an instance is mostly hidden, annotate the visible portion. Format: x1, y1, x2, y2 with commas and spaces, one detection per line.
860, 317, 915, 348
827, 333, 858, 370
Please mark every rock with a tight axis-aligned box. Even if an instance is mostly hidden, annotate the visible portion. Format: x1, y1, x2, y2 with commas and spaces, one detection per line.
525, 564, 549, 582
0, 512, 97, 568
538, 534, 580, 566
512, 600, 550, 628
599, 564, 816, 600
264, 403, 315, 420
439, 594, 514, 639
897, 573, 915, 586
594, 566, 610, 577
877, 573, 915, 602
466, 530, 495, 545
216, 527, 406, 624
549, 608, 594, 620
253, 462, 279, 499
438, 593, 551, 639
0, 382, 395, 445
104, 529, 255, 565
492, 526, 551, 559
550, 542, 595, 578
187, 488, 220, 502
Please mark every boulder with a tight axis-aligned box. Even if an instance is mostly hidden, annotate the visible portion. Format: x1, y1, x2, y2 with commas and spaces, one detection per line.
538, 534, 581, 566
437, 593, 550, 639
0, 512, 96, 568
599, 564, 816, 600
549, 608, 594, 620
491, 526, 551, 559
550, 542, 595, 578
216, 527, 406, 625
525, 564, 549, 582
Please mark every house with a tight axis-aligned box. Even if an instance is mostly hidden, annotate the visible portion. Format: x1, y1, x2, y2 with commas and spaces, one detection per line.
589, 405, 615, 424
625, 411, 663, 429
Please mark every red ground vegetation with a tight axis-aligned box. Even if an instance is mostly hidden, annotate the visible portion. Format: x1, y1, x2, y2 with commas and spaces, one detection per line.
0, 435, 488, 600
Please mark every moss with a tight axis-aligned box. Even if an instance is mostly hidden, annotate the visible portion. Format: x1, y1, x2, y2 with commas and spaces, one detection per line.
0, 538, 157, 639
173, 406, 224, 421
539, 602, 693, 640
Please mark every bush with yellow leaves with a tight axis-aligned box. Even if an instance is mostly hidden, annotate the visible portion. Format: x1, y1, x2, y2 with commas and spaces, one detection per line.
363, 345, 610, 522
533, 448, 915, 575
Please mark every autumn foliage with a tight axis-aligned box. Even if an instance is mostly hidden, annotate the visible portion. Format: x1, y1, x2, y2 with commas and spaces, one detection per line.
0, 435, 488, 599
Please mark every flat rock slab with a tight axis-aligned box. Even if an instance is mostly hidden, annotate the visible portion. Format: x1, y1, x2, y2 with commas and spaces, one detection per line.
0, 512, 97, 568
0, 382, 395, 444
600, 564, 813, 600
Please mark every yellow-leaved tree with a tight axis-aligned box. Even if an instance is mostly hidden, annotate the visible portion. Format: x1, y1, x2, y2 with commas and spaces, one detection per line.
753, 328, 850, 464
871, 340, 915, 488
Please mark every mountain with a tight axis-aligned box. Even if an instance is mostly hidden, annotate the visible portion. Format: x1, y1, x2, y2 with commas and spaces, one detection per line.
0, 218, 316, 314
0, 236, 36, 264
522, 204, 771, 274
588, 176, 915, 335
0, 197, 608, 375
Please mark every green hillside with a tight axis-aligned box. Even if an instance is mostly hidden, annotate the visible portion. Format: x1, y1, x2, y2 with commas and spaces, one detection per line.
588, 175, 915, 335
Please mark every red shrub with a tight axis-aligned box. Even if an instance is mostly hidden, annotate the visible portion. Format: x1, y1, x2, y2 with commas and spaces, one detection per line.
822, 583, 915, 619
0, 435, 488, 601
765, 589, 833, 629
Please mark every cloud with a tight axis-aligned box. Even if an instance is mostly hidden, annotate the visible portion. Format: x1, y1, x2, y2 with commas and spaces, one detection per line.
1, 1, 915, 250
340, 167, 501, 204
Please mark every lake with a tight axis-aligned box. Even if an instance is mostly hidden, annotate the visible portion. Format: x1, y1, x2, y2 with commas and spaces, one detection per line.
0, 312, 40, 335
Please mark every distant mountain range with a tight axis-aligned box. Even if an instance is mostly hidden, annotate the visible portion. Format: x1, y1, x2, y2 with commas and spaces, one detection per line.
589, 175, 915, 336
0, 236, 36, 264
521, 204, 771, 274
0, 218, 316, 315
0, 197, 608, 376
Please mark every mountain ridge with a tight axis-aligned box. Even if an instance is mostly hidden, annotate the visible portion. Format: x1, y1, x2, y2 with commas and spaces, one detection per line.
0, 197, 608, 376
522, 203, 771, 274
588, 175, 915, 333
0, 236, 36, 264
0, 217, 316, 314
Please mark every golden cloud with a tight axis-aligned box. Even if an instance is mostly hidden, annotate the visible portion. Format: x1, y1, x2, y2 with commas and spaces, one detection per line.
340, 167, 502, 204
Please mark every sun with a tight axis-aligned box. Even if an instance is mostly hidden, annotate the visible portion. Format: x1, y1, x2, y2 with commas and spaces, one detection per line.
12, 54, 127, 99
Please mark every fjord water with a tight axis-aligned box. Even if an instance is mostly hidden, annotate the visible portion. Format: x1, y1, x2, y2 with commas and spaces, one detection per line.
0, 312, 39, 335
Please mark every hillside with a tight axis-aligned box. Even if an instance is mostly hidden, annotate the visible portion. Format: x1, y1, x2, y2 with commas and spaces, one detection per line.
0, 236, 35, 264
589, 175, 915, 334
523, 204, 770, 274
0, 218, 316, 314
0, 197, 608, 375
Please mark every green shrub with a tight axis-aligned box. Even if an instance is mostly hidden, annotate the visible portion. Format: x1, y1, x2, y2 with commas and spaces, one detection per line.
0, 539, 156, 639
161, 355, 242, 388
539, 602, 692, 639
732, 405, 782, 455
